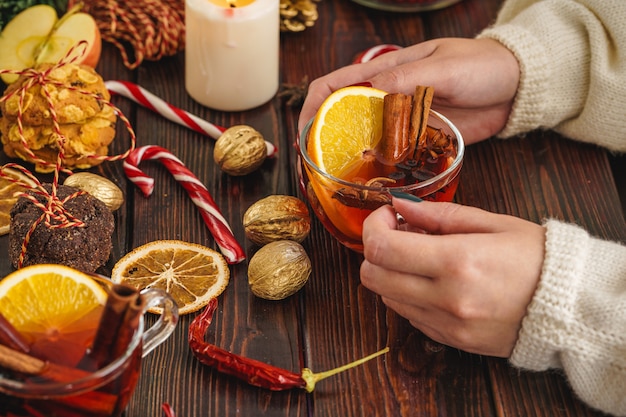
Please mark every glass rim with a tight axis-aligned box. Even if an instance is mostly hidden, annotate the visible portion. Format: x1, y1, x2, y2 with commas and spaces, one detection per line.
0, 290, 145, 397
298, 109, 465, 192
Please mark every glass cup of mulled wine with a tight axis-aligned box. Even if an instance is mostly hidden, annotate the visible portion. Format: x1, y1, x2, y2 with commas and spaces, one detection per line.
297, 109, 464, 252
0, 281, 178, 417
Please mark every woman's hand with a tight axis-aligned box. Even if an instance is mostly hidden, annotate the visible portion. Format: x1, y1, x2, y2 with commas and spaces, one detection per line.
298, 38, 520, 145
360, 198, 545, 357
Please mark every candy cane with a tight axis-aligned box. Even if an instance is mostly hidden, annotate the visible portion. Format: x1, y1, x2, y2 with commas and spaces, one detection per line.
353, 44, 403, 64
105, 80, 277, 157
124, 145, 245, 264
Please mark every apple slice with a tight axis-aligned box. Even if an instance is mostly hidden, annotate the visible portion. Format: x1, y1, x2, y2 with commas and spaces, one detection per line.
0, 5, 57, 83
0, 4, 101, 84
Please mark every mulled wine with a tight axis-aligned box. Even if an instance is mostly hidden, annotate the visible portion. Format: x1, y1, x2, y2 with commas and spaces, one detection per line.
0, 283, 178, 417
298, 109, 464, 252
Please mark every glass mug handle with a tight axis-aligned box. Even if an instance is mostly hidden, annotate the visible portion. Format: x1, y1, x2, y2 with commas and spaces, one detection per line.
137, 288, 179, 357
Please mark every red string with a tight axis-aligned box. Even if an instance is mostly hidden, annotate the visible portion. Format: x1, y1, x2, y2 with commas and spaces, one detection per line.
81, 0, 185, 70
0, 41, 137, 268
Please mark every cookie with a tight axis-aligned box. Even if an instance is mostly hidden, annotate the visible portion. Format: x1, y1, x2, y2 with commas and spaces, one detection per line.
1, 105, 116, 172
0, 63, 110, 126
9, 183, 115, 273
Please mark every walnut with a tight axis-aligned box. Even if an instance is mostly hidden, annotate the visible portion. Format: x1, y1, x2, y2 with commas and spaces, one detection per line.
247, 240, 312, 300
213, 125, 267, 176
243, 195, 311, 245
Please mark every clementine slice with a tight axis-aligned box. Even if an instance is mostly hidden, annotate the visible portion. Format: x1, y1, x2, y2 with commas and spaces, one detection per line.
307, 85, 387, 178
0, 264, 107, 365
305, 86, 388, 241
111, 240, 230, 315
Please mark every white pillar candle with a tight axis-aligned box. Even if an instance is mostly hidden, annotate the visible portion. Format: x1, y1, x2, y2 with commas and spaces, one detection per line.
185, 0, 279, 111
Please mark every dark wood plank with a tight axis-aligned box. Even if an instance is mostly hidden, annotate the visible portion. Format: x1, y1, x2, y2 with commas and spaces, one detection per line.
2, 0, 624, 416
457, 134, 626, 240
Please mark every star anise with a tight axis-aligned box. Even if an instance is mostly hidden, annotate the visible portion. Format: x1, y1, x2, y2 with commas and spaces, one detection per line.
278, 76, 309, 107
332, 177, 395, 210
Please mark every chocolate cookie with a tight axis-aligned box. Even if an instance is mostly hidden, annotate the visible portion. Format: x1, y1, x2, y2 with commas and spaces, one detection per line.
9, 184, 115, 273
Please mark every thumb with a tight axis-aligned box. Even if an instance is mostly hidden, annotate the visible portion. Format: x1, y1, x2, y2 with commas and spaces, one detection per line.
392, 198, 518, 235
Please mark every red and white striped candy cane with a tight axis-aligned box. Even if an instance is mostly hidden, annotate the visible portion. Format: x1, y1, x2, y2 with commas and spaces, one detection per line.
105, 80, 277, 157
353, 44, 403, 64
124, 145, 245, 264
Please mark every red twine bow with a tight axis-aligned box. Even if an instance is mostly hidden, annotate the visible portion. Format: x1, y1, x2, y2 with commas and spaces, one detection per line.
0, 164, 88, 268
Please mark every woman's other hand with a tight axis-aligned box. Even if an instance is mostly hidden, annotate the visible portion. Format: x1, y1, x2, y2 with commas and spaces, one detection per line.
360, 198, 545, 357
298, 38, 520, 145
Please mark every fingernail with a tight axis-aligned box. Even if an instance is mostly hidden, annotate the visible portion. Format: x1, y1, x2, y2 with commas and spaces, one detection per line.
349, 81, 372, 88
390, 190, 423, 202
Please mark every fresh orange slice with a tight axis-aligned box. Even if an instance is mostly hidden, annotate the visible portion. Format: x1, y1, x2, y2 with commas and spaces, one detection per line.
305, 86, 388, 241
0, 167, 36, 235
111, 240, 230, 315
0, 264, 107, 365
307, 85, 387, 178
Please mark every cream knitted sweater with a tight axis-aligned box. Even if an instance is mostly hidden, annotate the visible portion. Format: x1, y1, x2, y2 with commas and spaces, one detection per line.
478, 1, 626, 416
479, 0, 626, 152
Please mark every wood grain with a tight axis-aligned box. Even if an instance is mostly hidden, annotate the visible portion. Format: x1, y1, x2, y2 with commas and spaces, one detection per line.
0, 0, 623, 416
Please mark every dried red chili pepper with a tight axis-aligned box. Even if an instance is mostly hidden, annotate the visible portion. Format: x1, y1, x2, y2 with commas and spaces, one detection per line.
188, 298, 389, 392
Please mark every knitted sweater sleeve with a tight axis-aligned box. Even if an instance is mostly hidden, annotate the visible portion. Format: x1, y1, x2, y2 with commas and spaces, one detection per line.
477, 0, 626, 152
510, 220, 626, 416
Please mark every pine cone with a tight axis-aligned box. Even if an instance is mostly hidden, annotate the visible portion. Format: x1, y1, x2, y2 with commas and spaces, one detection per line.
280, 0, 319, 32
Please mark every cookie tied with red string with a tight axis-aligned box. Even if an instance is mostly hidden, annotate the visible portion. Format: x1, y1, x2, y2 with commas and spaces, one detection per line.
0, 63, 117, 173
9, 183, 114, 273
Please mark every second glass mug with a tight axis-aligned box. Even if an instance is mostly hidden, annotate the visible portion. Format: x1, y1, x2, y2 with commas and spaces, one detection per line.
297, 109, 465, 252
0, 285, 179, 417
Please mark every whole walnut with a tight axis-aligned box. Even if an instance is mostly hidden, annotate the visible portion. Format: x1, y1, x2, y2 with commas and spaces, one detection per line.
248, 240, 311, 300
243, 195, 311, 245
213, 125, 267, 176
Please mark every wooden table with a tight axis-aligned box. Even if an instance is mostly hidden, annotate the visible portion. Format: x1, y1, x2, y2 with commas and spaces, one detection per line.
1, 0, 625, 416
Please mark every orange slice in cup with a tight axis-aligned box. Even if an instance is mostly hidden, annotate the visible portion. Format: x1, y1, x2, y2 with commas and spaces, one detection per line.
0, 264, 107, 365
307, 85, 387, 178
305, 86, 387, 241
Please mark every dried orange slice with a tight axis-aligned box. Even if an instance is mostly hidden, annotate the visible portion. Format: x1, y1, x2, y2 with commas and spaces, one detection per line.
0, 167, 35, 235
111, 240, 230, 315
0, 264, 107, 365
307, 85, 387, 178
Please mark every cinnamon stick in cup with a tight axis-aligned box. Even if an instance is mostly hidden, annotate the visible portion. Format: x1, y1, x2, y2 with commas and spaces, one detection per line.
409, 85, 434, 161
0, 312, 30, 353
378, 86, 435, 165
0, 280, 178, 417
0, 344, 119, 415
112, 294, 147, 413
82, 283, 140, 370
112, 292, 146, 360
0, 344, 91, 383
379, 93, 413, 164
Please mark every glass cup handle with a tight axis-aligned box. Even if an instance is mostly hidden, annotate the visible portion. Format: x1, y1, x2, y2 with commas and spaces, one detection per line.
137, 288, 179, 357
